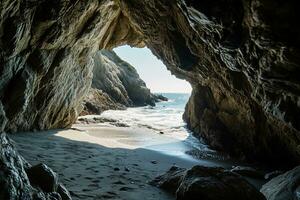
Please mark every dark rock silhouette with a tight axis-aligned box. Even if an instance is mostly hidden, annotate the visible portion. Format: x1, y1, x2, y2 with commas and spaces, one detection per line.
151, 165, 266, 200
261, 166, 300, 200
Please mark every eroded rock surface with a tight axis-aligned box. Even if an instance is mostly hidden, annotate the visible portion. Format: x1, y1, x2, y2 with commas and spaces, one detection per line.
81, 88, 125, 115
261, 166, 300, 200
0, 0, 299, 166
0, 133, 71, 200
92, 50, 158, 107
81, 50, 162, 115
2, 0, 299, 198
116, 0, 300, 166
0, 133, 32, 199
151, 165, 266, 200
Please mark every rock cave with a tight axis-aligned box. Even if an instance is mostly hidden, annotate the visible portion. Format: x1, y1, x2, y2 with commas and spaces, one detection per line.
1, 0, 300, 200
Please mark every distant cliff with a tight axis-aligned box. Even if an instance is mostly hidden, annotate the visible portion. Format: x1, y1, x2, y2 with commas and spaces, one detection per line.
81, 50, 162, 115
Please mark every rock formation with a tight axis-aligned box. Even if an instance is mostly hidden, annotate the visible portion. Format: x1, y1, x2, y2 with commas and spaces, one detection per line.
151, 165, 266, 200
81, 88, 125, 115
0, 133, 71, 200
115, 0, 300, 166
1, 0, 300, 198
81, 50, 158, 115
0, 0, 299, 167
261, 166, 300, 200
92, 50, 158, 107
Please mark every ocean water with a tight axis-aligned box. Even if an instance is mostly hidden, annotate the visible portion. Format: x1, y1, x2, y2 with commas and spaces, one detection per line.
102, 93, 190, 138
100, 93, 226, 163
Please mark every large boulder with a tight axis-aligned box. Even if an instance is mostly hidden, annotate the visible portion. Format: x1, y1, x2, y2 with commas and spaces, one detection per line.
230, 166, 265, 179
261, 166, 300, 200
81, 88, 125, 115
151, 165, 266, 200
26, 163, 59, 193
0, 133, 72, 200
81, 50, 162, 116
91, 50, 157, 107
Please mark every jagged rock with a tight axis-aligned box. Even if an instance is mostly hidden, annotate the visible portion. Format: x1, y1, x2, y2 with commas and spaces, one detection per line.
81, 49, 159, 115
47, 192, 62, 200
33, 192, 47, 200
0, 0, 299, 166
76, 116, 130, 127
81, 88, 125, 115
264, 171, 283, 181
0, 133, 33, 199
230, 166, 265, 179
0, 0, 299, 198
91, 50, 157, 107
261, 166, 300, 200
26, 163, 59, 193
150, 166, 186, 194
152, 165, 266, 200
1, 134, 69, 200
57, 184, 72, 200
77, 116, 118, 124
154, 94, 169, 102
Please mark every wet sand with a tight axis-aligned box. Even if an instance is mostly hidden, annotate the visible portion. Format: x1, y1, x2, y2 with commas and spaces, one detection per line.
11, 124, 252, 200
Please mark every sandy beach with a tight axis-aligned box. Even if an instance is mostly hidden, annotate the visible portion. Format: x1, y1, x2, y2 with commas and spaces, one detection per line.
10, 122, 236, 200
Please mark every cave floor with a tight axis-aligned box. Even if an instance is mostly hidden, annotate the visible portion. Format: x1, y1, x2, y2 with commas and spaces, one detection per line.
11, 125, 207, 200
11, 124, 264, 199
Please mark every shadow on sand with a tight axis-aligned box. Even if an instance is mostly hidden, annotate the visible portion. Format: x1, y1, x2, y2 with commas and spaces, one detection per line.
10, 128, 265, 200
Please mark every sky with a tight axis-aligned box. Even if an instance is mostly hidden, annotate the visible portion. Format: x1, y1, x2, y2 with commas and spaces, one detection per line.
114, 45, 192, 93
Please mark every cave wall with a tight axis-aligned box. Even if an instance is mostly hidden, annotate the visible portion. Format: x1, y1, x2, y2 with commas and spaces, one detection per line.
117, 0, 300, 166
0, 0, 135, 132
0, 0, 299, 166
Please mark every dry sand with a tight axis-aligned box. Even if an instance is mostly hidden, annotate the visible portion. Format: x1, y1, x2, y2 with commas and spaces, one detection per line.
11, 124, 231, 200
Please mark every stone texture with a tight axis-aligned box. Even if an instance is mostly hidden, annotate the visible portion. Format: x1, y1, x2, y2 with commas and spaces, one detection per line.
57, 184, 72, 200
150, 166, 186, 194
116, 0, 300, 166
0, 0, 128, 132
261, 166, 300, 200
0, 0, 299, 166
26, 163, 59, 193
0, 133, 70, 200
81, 50, 162, 115
151, 165, 266, 200
230, 166, 265, 179
80, 88, 125, 115
81, 50, 167, 115
0, 133, 33, 199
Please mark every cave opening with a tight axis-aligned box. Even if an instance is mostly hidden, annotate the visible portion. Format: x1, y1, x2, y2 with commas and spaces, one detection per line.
114, 45, 192, 94
78, 44, 202, 159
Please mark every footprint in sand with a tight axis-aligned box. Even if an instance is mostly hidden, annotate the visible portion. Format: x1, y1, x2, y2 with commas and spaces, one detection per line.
88, 183, 99, 187
97, 191, 118, 199
82, 188, 92, 192
92, 179, 101, 183
112, 180, 125, 185
119, 187, 134, 191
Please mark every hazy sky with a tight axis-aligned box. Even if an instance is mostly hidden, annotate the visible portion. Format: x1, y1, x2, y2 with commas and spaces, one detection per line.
114, 45, 192, 93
